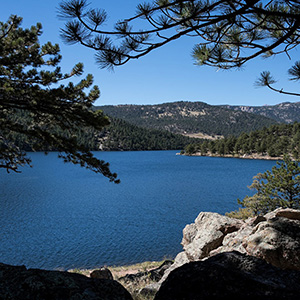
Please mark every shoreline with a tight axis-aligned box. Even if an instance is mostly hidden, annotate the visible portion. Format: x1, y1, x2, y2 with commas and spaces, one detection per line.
68, 260, 166, 278
181, 152, 283, 161
68, 260, 167, 299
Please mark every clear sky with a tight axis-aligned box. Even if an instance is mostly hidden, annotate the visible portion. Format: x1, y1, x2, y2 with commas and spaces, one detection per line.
1, 0, 299, 106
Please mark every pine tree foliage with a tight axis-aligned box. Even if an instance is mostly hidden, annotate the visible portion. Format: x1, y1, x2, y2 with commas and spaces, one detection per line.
256, 65, 300, 97
59, 0, 300, 96
0, 15, 119, 183
59, 0, 300, 70
238, 155, 300, 215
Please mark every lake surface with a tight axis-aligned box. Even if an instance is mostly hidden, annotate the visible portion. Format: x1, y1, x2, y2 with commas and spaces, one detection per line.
0, 151, 276, 270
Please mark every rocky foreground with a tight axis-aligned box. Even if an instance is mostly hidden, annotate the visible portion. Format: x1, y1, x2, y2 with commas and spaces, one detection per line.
1, 208, 300, 299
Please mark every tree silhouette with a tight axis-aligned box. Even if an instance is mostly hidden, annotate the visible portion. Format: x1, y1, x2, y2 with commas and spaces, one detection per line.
59, 1, 300, 68
59, 0, 300, 96
0, 15, 119, 183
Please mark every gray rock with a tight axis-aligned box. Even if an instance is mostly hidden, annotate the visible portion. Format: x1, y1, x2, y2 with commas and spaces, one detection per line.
182, 212, 243, 260
174, 208, 300, 271
120, 260, 173, 283
156, 252, 189, 291
90, 267, 113, 280
153, 208, 300, 297
119, 260, 173, 296
210, 221, 253, 256
154, 251, 300, 300
245, 216, 300, 270
139, 282, 160, 297
0, 263, 132, 300
153, 212, 245, 292
149, 260, 173, 281
274, 207, 300, 221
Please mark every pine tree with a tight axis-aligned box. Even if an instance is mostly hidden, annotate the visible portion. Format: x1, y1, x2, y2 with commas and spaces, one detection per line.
0, 15, 119, 183
58, 0, 300, 96
239, 155, 300, 215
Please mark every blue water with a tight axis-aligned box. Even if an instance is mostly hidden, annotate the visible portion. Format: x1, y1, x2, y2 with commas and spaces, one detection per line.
0, 151, 276, 270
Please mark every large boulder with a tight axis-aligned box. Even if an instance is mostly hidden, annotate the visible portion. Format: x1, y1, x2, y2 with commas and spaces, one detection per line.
0, 263, 132, 300
154, 251, 300, 300
182, 212, 244, 261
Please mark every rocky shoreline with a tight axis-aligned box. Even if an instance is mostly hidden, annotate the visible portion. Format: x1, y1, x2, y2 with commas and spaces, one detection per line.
182, 152, 283, 160
1, 208, 300, 299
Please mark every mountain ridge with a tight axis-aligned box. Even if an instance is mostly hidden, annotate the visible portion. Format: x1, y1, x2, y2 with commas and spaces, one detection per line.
220, 101, 300, 123
97, 101, 278, 137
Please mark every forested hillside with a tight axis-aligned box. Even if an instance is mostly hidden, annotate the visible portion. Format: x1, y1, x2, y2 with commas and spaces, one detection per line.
183, 123, 300, 159
5, 112, 198, 152
9, 100, 300, 154
98, 117, 197, 151
223, 102, 300, 123
98, 101, 277, 137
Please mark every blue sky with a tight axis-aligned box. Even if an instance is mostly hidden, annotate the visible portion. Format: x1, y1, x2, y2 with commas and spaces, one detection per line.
1, 0, 299, 106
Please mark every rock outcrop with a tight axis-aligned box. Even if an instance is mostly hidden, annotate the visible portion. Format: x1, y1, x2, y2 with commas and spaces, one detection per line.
182, 212, 244, 261
0, 263, 132, 300
154, 251, 300, 300
149, 208, 300, 296
178, 208, 300, 271
212, 208, 300, 270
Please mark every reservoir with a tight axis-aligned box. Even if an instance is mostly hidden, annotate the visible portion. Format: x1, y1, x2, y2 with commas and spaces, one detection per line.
0, 151, 276, 270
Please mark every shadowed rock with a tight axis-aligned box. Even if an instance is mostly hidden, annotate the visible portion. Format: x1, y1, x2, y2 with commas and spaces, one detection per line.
0, 263, 132, 300
154, 251, 300, 300
90, 267, 113, 280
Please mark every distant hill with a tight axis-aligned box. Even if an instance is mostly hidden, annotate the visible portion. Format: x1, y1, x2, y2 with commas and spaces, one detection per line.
98, 101, 277, 137
222, 102, 300, 123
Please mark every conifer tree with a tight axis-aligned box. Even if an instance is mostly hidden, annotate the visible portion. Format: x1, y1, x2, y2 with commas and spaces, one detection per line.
239, 155, 300, 215
59, 0, 300, 96
0, 15, 119, 183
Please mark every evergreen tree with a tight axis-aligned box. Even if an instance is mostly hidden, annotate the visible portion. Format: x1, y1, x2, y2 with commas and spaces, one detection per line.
0, 15, 119, 183
238, 155, 300, 215
185, 143, 197, 155
59, 1, 300, 69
